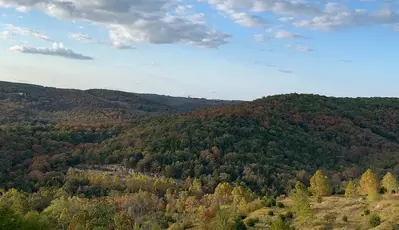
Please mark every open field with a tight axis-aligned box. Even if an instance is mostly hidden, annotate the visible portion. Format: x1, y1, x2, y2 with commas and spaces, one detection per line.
246, 195, 399, 230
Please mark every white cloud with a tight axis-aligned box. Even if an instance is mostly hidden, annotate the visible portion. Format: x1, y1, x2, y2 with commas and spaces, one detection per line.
228, 11, 268, 28
279, 16, 294, 22
205, 0, 399, 33
106, 15, 229, 49
69, 32, 91, 42
3, 24, 52, 41
293, 3, 399, 31
0, 31, 11, 40
175, 5, 193, 14
9, 42, 94, 60
0, 0, 230, 48
15, 6, 28, 12
205, 0, 321, 16
274, 30, 305, 39
69, 32, 137, 50
216, 4, 268, 28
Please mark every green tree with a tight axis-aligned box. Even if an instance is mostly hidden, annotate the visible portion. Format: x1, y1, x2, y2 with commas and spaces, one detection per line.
359, 169, 379, 200
344, 181, 358, 198
381, 172, 398, 194
270, 217, 290, 230
21, 211, 51, 230
309, 170, 331, 196
291, 182, 314, 226
0, 201, 22, 230
233, 216, 247, 230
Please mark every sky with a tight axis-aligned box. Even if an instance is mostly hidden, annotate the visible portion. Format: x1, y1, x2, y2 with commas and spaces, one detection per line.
0, 0, 399, 100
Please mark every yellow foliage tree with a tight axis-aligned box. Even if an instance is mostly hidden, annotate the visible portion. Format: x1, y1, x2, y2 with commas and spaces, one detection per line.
214, 183, 232, 204
310, 170, 331, 196
344, 181, 358, 198
359, 169, 379, 200
189, 178, 203, 198
382, 172, 398, 194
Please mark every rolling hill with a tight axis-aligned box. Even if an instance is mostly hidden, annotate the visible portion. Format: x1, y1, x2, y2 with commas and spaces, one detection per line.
0, 81, 239, 124
2, 87, 399, 195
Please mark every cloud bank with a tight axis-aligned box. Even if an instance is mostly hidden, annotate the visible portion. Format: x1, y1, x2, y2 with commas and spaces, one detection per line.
9, 42, 94, 60
0, 0, 230, 48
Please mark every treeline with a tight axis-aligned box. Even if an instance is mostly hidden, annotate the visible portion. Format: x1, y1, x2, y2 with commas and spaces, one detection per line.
0, 168, 285, 230
2, 167, 397, 229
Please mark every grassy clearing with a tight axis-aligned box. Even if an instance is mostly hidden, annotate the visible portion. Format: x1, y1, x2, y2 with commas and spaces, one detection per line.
246, 195, 399, 229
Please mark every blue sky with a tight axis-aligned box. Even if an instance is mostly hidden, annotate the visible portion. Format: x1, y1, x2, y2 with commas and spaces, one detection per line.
0, 0, 399, 100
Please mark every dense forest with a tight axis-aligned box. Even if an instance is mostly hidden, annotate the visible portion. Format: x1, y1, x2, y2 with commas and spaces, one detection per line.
0, 81, 239, 124
2, 81, 399, 229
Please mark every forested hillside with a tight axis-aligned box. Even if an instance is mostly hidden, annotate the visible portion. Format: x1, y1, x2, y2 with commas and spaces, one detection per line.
2, 90, 399, 195
2, 83, 399, 229
0, 81, 238, 124
72, 94, 399, 194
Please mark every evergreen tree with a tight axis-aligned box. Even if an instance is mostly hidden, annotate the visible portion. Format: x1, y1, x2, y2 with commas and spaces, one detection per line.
291, 182, 313, 226
344, 181, 358, 198
310, 170, 331, 196
382, 172, 398, 194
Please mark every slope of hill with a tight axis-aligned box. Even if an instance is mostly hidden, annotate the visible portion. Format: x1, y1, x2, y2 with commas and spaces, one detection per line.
0, 81, 239, 124
76, 94, 399, 193
2, 92, 399, 195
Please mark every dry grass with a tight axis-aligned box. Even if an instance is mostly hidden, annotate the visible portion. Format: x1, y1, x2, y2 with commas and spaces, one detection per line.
246, 195, 399, 229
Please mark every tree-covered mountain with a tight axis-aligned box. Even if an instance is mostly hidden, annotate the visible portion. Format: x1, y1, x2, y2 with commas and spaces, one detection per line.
2, 87, 399, 196
0, 81, 239, 124
75, 94, 399, 194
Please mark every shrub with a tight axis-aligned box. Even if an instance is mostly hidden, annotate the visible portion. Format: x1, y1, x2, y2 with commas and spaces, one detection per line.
277, 202, 285, 208
392, 223, 399, 230
342, 215, 348, 222
233, 216, 247, 230
317, 195, 323, 203
285, 211, 294, 219
245, 218, 259, 227
266, 198, 276, 207
364, 209, 370, 215
278, 214, 286, 222
369, 214, 381, 228
268, 210, 274, 216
